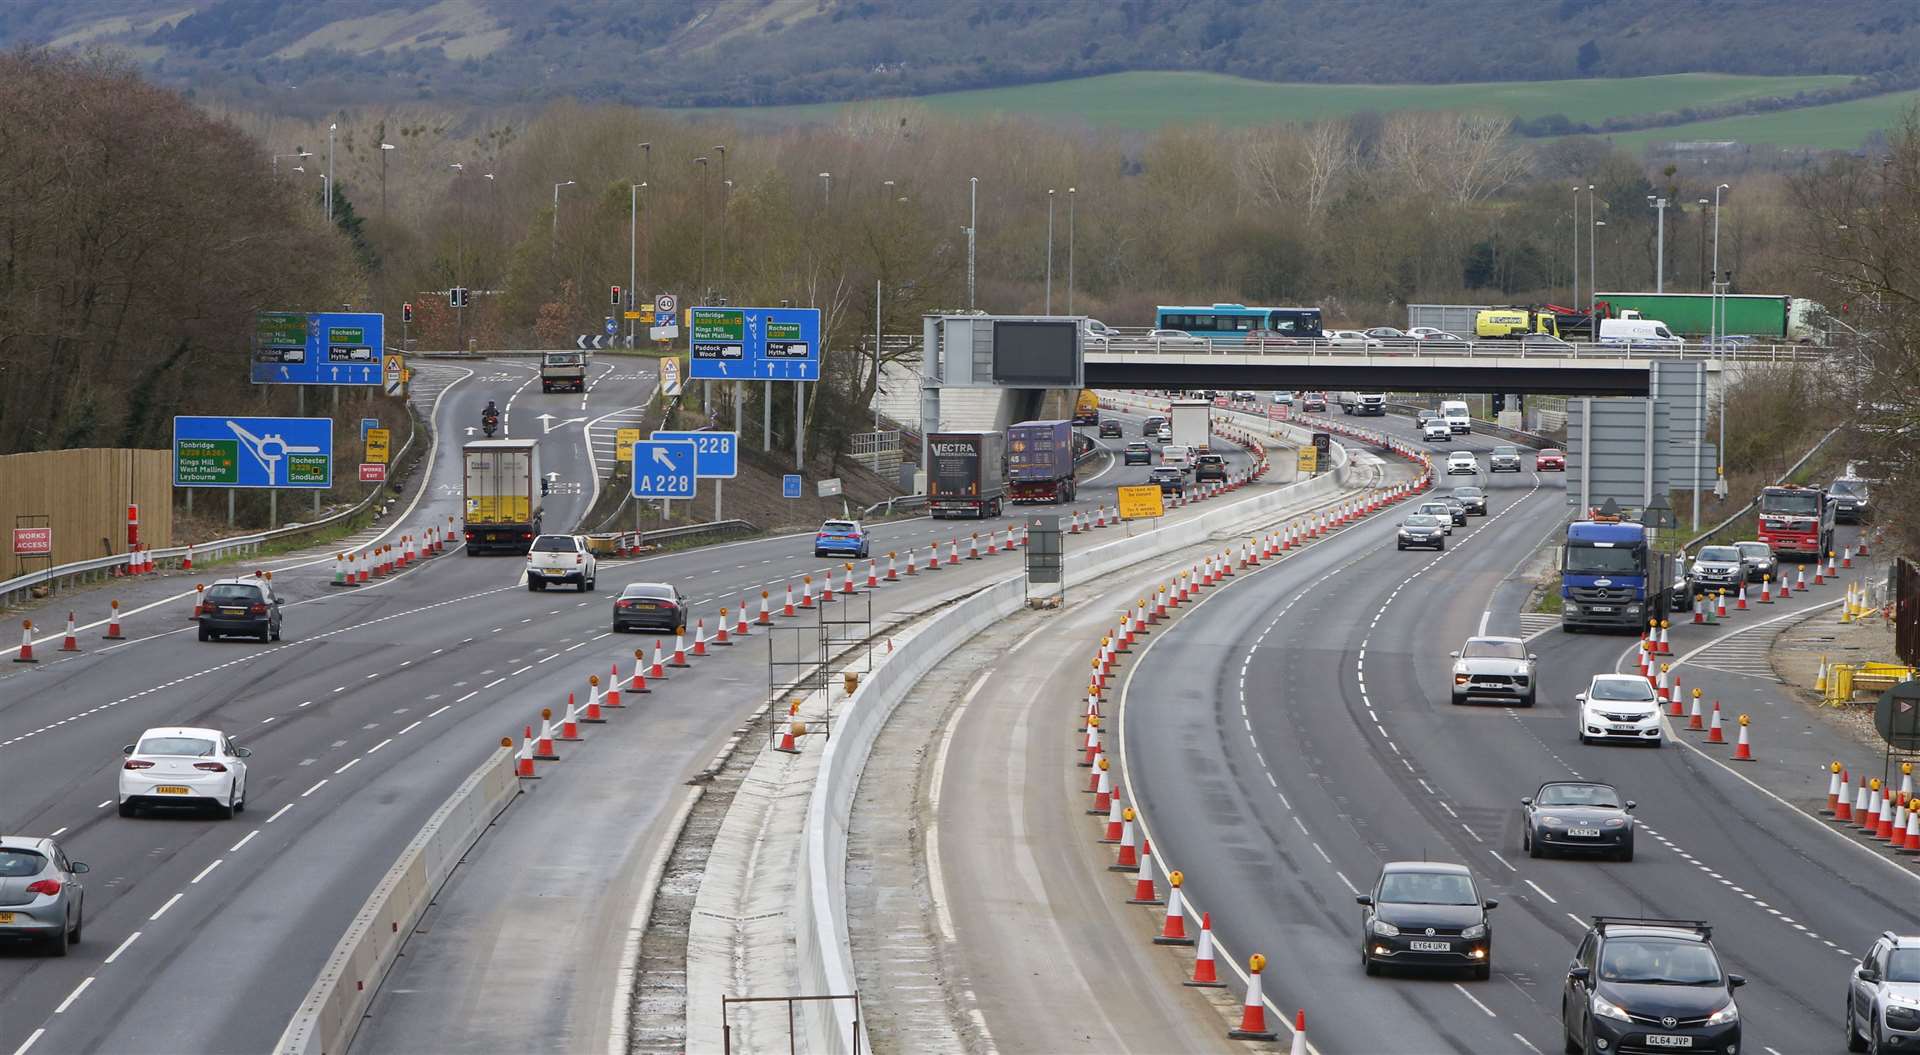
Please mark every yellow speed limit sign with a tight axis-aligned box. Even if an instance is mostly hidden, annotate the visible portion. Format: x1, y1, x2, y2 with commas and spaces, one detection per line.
616, 427, 642, 462
1296, 445, 1319, 474
365, 428, 391, 464
1116, 484, 1165, 520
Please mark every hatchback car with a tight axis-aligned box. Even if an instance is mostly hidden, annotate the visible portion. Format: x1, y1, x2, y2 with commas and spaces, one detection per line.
1357, 861, 1496, 979
1417, 500, 1462, 530
1488, 445, 1523, 473
1847, 932, 1920, 1052
1450, 485, 1488, 516
1734, 540, 1777, 583
1563, 917, 1741, 1055
1193, 454, 1228, 482
1446, 451, 1479, 475
1324, 330, 1383, 349
1411, 327, 1467, 344
1302, 393, 1328, 413
1272, 391, 1295, 405
119, 726, 251, 818
197, 576, 283, 642
1397, 514, 1446, 551
0, 837, 87, 956
814, 520, 869, 559
612, 582, 686, 633
1522, 782, 1635, 860
526, 533, 597, 592
1149, 466, 1185, 496
1142, 416, 1167, 437
1363, 326, 1415, 345
1122, 441, 1153, 466
1576, 674, 1663, 746
1155, 422, 1173, 442
1534, 448, 1566, 471
1098, 419, 1123, 438
1450, 636, 1537, 706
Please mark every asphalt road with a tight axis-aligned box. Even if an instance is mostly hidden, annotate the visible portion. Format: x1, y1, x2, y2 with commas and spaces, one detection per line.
1121, 412, 1898, 1053
0, 375, 1266, 1054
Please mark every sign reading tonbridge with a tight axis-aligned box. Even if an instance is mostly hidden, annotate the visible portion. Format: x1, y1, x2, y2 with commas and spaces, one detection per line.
688, 306, 821, 381
173, 416, 334, 488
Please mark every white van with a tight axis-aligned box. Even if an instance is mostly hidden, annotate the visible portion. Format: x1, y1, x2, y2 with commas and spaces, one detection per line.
1598, 317, 1683, 348
1160, 443, 1192, 473
1439, 399, 1471, 434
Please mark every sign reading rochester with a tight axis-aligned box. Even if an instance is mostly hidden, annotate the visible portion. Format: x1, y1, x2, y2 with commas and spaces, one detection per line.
172, 416, 334, 488
687, 306, 821, 380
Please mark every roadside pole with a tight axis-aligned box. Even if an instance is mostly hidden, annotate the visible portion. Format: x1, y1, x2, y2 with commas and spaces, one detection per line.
795, 381, 805, 470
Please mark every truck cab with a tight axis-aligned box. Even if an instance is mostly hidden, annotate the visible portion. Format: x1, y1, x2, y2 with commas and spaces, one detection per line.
1339, 392, 1386, 416
1476, 308, 1559, 339
540, 351, 587, 393
1756, 485, 1833, 559
1560, 519, 1673, 632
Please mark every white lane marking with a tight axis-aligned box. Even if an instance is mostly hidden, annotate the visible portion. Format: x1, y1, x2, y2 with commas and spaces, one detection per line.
1335, 870, 1359, 895
53, 977, 93, 1014
300, 779, 327, 798
398, 721, 422, 735
1514, 1033, 1542, 1054
1478, 609, 1492, 636
103, 931, 141, 964
149, 892, 183, 920
261, 716, 278, 724
12, 1029, 45, 1055
455, 691, 479, 703
190, 859, 222, 884
1453, 982, 1497, 1017
367, 738, 393, 754
229, 831, 259, 852
266, 804, 293, 823
334, 758, 360, 775
47, 826, 66, 838
428, 705, 452, 717
1007, 624, 1050, 655
1523, 879, 1558, 904
1488, 850, 1517, 872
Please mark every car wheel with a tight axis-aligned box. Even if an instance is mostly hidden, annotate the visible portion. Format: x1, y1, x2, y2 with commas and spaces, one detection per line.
527, 581, 540, 592
213, 790, 235, 820
584, 577, 596, 593
1397, 543, 1406, 551
117, 800, 136, 818
198, 626, 210, 642
1564, 1021, 1582, 1054
47, 929, 68, 957
259, 627, 272, 643
1847, 998, 1870, 1051
814, 549, 826, 558
235, 782, 246, 814
270, 622, 281, 642
68, 903, 81, 945
1529, 834, 1544, 859
1436, 540, 1445, 551
1450, 693, 1465, 706
1578, 733, 1591, 745
1363, 955, 1379, 977
1472, 963, 1490, 981
1520, 692, 1536, 708
1617, 840, 1633, 862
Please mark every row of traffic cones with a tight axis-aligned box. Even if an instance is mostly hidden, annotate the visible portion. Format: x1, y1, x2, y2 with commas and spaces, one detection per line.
1824, 762, 1920, 852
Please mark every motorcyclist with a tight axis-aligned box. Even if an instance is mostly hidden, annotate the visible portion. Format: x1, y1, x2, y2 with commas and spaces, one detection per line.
481, 400, 499, 435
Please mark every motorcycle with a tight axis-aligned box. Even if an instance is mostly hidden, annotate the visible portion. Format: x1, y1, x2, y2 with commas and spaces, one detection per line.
481, 412, 499, 438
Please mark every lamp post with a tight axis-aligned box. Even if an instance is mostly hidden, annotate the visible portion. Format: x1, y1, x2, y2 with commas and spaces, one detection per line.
1647, 194, 1669, 293
380, 142, 396, 216
1712, 183, 1730, 498
1067, 186, 1076, 315
1045, 188, 1055, 314
326, 123, 336, 224
695, 156, 711, 299
1586, 186, 1600, 323
1571, 185, 1582, 309
967, 176, 978, 311
552, 180, 574, 244
819, 171, 831, 208
629, 181, 644, 340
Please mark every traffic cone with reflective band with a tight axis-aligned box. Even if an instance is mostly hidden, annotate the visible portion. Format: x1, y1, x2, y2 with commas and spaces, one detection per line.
1705, 701, 1725, 743
1674, 685, 1695, 720
842, 565, 857, 596
1736, 583, 1748, 610
1687, 691, 1705, 731
1732, 714, 1755, 761
670, 631, 690, 668
1760, 576, 1774, 603
1693, 594, 1706, 624
1654, 666, 1670, 707
1287, 1010, 1308, 1055
1836, 771, 1854, 821
650, 641, 669, 679
1889, 794, 1908, 841
13, 621, 36, 663
1102, 795, 1127, 845
1902, 808, 1920, 853
1796, 566, 1808, 592
556, 694, 584, 741
1845, 546, 1854, 569
1853, 781, 1871, 829
1825, 762, 1843, 814
534, 709, 561, 760
783, 583, 798, 616
885, 553, 899, 582
514, 733, 537, 778
692, 620, 711, 656
59, 612, 80, 653
776, 710, 805, 754
1154, 871, 1195, 946
1184, 912, 1226, 986
732, 601, 751, 638
1130, 838, 1164, 905
1080, 715, 1101, 766
1815, 561, 1826, 586
1827, 551, 1840, 578
1865, 786, 1884, 837
1089, 758, 1113, 814
1716, 591, 1728, 618
947, 538, 961, 566
628, 652, 651, 694
583, 681, 610, 724
906, 547, 920, 575
756, 590, 772, 625
1658, 621, 1671, 654
1227, 954, 1277, 1039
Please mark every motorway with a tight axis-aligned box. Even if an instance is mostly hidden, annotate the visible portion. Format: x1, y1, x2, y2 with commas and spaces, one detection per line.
0, 371, 1259, 1054
1122, 411, 1898, 1053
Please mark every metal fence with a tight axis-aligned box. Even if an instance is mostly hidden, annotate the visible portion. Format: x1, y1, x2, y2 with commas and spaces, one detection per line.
847, 430, 901, 479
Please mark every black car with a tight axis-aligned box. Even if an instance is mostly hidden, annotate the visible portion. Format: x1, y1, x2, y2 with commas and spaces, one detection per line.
1450, 485, 1488, 516
612, 582, 686, 633
1142, 416, 1167, 437
1098, 419, 1123, 438
1193, 454, 1228, 482
197, 577, 283, 642
1397, 514, 1446, 551
1830, 476, 1871, 523
1149, 467, 1185, 496
1562, 917, 1742, 1055
1122, 441, 1153, 466
1522, 781, 1635, 860
1357, 861, 1496, 979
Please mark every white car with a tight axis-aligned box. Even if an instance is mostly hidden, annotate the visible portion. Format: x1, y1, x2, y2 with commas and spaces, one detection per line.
526, 533, 597, 592
1324, 329, 1383, 349
1408, 326, 1466, 343
1272, 391, 1294, 406
1450, 636, 1537, 707
1576, 675, 1663, 747
1423, 420, 1452, 443
1445, 451, 1479, 475
1155, 422, 1172, 441
1415, 501, 1456, 534
119, 727, 251, 818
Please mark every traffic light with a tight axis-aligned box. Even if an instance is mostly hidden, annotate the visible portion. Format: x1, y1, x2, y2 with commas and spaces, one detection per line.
401, 302, 413, 323
1492, 393, 1506, 412
610, 284, 623, 306
449, 287, 470, 308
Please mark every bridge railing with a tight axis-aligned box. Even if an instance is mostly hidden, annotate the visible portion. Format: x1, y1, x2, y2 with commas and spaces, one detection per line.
1083, 335, 1836, 364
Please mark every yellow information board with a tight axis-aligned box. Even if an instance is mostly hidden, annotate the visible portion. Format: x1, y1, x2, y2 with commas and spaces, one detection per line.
365, 428, 391, 465
1296, 446, 1318, 474
1117, 484, 1166, 520
616, 427, 642, 462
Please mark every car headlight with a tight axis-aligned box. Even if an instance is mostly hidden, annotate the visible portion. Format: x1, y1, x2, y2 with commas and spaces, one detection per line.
1704, 1000, 1739, 1025
1564, 602, 1580, 613
1398, 529, 1410, 537
1541, 816, 1563, 827
1460, 923, 1486, 940
1591, 994, 1634, 1022
1603, 818, 1626, 828
1455, 674, 1471, 685
1371, 919, 1400, 937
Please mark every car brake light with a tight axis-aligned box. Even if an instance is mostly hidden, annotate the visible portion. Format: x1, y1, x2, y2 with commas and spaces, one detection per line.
250, 603, 268, 615
465, 531, 476, 541
124, 759, 154, 770
25, 879, 61, 897
194, 762, 228, 772
522, 532, 534, 540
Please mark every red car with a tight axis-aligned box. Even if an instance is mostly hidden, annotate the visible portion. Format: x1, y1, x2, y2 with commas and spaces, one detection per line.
1535, 448, 1566, 471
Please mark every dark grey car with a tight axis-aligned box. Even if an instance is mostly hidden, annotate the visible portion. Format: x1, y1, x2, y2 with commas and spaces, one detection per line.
1488, 445, 1523, 473
1522, 781, 1635, 860
197, 577, 283, 642
1357, 861, 1496, 979
1450, 485, 1488, 515
613, 582, 686, 633
0, 837, 87, 956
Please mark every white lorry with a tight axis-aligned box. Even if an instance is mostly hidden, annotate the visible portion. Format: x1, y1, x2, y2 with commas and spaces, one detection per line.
1169, 400, 1213, 454
1338, 392, 1386, 416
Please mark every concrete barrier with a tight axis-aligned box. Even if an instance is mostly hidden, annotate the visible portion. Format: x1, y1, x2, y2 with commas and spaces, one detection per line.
275, 746, 520, 1055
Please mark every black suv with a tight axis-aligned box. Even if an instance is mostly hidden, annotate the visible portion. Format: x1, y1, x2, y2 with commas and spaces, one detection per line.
197, 577, 283, 642
1149, 466, 1185, 496
1357, 861, 1496, 979
1562, 917, 1742, 1054
1122, 441, 1152, 466
1193, 454, 1228, 482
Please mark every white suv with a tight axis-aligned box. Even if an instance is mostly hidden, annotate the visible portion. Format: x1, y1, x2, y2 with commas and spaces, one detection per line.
1446, 451, 1479, 475
1847, 932, 1920, 1051
526, 534, 597, 592
1576, 674, 1663, 746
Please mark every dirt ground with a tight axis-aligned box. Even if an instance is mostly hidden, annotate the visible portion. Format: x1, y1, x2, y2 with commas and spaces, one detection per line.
1772, 608, 1903, 751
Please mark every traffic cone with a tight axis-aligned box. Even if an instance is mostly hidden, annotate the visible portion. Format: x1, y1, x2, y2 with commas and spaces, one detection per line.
1828, 550, 1840, 578
1287, 1010, 1307, 1055
946, 538, 961, 566
692, 619, 710, 656
1716, 591, 1728, 618
905, 548, 919, 575
1184, 912, 1226, 986
1903, 809, 1920, 854
1736, 583, 1748, 610
758, 590, 773, 624
783, 582, 798, 617
1080, 715, 1101, 766
1089, 758, 1113, 814
1853, 781, 1871, 828
842, 566, 856, 596
628, 652, 651, 694
1779, 573, 1792, 599
1705, 701, 1725, 743
1865, 786, 1884, 836
670, 632, 690, 668
1657, 621, 1671, 654
735, 601, 751, 638
1732, 715, 1754, 761
1687, 692, 1705, 731
59, 612, 80, 652
775, 715, 805, 753
1130, 840, 1164, 906
13, 620, 36, 663
800, 578, 816, 609
1824, 763, 1843, 814
1837, 771, 1855, 821
1227, 954, 1277, 1039
967, 534, 982, 560
534, 709, 560, 760
650, 640, 669, 679
1154, 870, 1195, 946
1889, 795, 1907, 841
514, 733, 537, 778
1102, 796, 1127, 845
1844, 546, 1854, 569
885, 554, 899, 581
1760, 576, 1773, 603
182, 544, 194, 572
101, 599, 124, 640
1796, 566, 1808, 592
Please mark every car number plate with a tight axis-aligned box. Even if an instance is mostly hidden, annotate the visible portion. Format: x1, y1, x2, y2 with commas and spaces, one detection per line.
637, 603, 658, 609
1645, 1036, 1693, 1049
1610, 725, 1640, 733
1589, 605, 1614, 613
221, 607, 246, 616
156, 785, 191, 795
1567, 828, 1602, 837
0, 912, 12, 923
1409, 940, 1450, 952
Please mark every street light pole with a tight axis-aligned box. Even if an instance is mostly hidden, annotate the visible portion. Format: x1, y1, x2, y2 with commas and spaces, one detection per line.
1586, 186, 1598, 323
1712, 182, 1730, 498
380, 142, 396, 216
326, 123, 336, 224
819, 171, 831, 209
1648, 195, 1669, 293
551, 179, 574, 244
629, 182, 640, 340
1571, 185, 1581, 310
1067, 186, 1076, 315
1045, 188, 1055, 314
967, 176, 978, 311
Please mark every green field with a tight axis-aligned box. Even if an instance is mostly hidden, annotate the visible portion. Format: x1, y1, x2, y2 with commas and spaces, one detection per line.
705, 70, 1857, 131
1602, 88, 1920, 151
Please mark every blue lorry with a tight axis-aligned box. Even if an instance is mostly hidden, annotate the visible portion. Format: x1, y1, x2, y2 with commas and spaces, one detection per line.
1560, 519, 1681, 632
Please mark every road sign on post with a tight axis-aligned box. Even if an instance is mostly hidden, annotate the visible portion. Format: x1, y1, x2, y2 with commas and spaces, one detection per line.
782, 474, 802, 499
1116, 485, 1165, 519
365, 428, 391, 464
250, 311, 387, 386
359, 463, 387, 483
659, 356, 682, 396
383, 353, 405, 396
172, 416, 334, 489
651, 430, 737, 478
616, 428, 642, 462
12, 528, 52, 557
629, 440, 696, 500
688, 306, 822, 380
651, 294, 680, 341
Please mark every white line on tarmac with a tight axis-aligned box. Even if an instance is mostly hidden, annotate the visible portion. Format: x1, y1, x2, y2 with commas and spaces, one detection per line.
190, 859, 222, 884
52, 977, 93, 1014
148, 893, 183, 921
1453, 982, 1497, 1017
103, 931, 141, 965
229, 831, 259, 852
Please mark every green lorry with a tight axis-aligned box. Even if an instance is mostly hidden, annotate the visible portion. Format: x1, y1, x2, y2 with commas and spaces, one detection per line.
1594, 292, 1825, 342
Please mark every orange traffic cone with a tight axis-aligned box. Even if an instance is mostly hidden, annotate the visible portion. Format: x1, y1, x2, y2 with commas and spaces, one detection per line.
671, 630, 691, 667
628, 652, 651, 694
514, 733, 537, 778
1687, 692, 1705, 731
103, 600, 124, 640
650, 641, 669, 679
1836, 771, 1854, 822
1732, 715, 1754, 761
13, 620, 37, 663
1153, 870, 1195, 946
557, 695, 583, 741
1227, 954, 1278, 1040
713, 613, 732, 646
1705, 701, 1725, 743
534, 709, 560, 760
1129, 838, 1164, 906
59, 612, 80, 653
1185, 911, 1226, 987
758, 590, 773, 624
1101, 796, 1128, 846
1824, 762, 1843, 814
693, 619, 710, 656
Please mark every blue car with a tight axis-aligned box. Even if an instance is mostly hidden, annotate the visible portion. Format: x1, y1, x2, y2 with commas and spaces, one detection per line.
814, 519, 869, 559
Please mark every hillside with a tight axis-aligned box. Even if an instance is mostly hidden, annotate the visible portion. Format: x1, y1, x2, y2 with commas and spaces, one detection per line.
5, 0, 1916, 111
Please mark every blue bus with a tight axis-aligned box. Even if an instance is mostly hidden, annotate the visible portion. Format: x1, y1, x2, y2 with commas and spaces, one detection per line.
1155, 304, 1323, 344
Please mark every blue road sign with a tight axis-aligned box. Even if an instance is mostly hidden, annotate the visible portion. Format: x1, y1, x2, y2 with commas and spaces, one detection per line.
172, 416, 334, 489
360, 417, 380, 441
630, 440, 697, 500
605, 316, 618, 335
782, 474, 802, 499
688, 306, 821, 382
251, 311, 388, 386
651, 430, 738, 479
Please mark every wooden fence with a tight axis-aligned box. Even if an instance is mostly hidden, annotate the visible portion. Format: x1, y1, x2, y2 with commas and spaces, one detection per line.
0, 449, 173, 581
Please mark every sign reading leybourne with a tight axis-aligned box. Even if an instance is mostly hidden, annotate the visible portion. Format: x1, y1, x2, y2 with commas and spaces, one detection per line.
173, 416, 334, 489
688, 306, 821, 381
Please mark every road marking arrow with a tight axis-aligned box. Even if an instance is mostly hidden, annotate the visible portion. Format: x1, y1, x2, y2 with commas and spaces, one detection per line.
536, 413, 588, 435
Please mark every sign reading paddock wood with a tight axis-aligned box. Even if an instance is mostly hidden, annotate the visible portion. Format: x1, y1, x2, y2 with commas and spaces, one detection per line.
1117, 484, 1165, 520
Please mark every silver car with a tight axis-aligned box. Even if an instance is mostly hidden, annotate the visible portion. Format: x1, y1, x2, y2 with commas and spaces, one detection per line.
1451, 636, 1537, 707
1847, 932, 1920, 1051
1688, 544, 1746, 595
0, 837, 87, 956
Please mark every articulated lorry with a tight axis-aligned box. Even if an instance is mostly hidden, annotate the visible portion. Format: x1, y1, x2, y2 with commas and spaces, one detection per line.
927, 431, 1007, 519
462, 438, 543, 555
1007, 420, 1077, 504
1594, 292, 1823, 342
1559, 518, 1677, 632
1169, 400, 1213, 452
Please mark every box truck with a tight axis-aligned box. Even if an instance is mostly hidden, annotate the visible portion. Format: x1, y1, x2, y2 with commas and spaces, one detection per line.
462, 439, 543, 554
1006, 420, 1077, 504
1169, 400, 1213, 452
927, 432, 1007, 519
